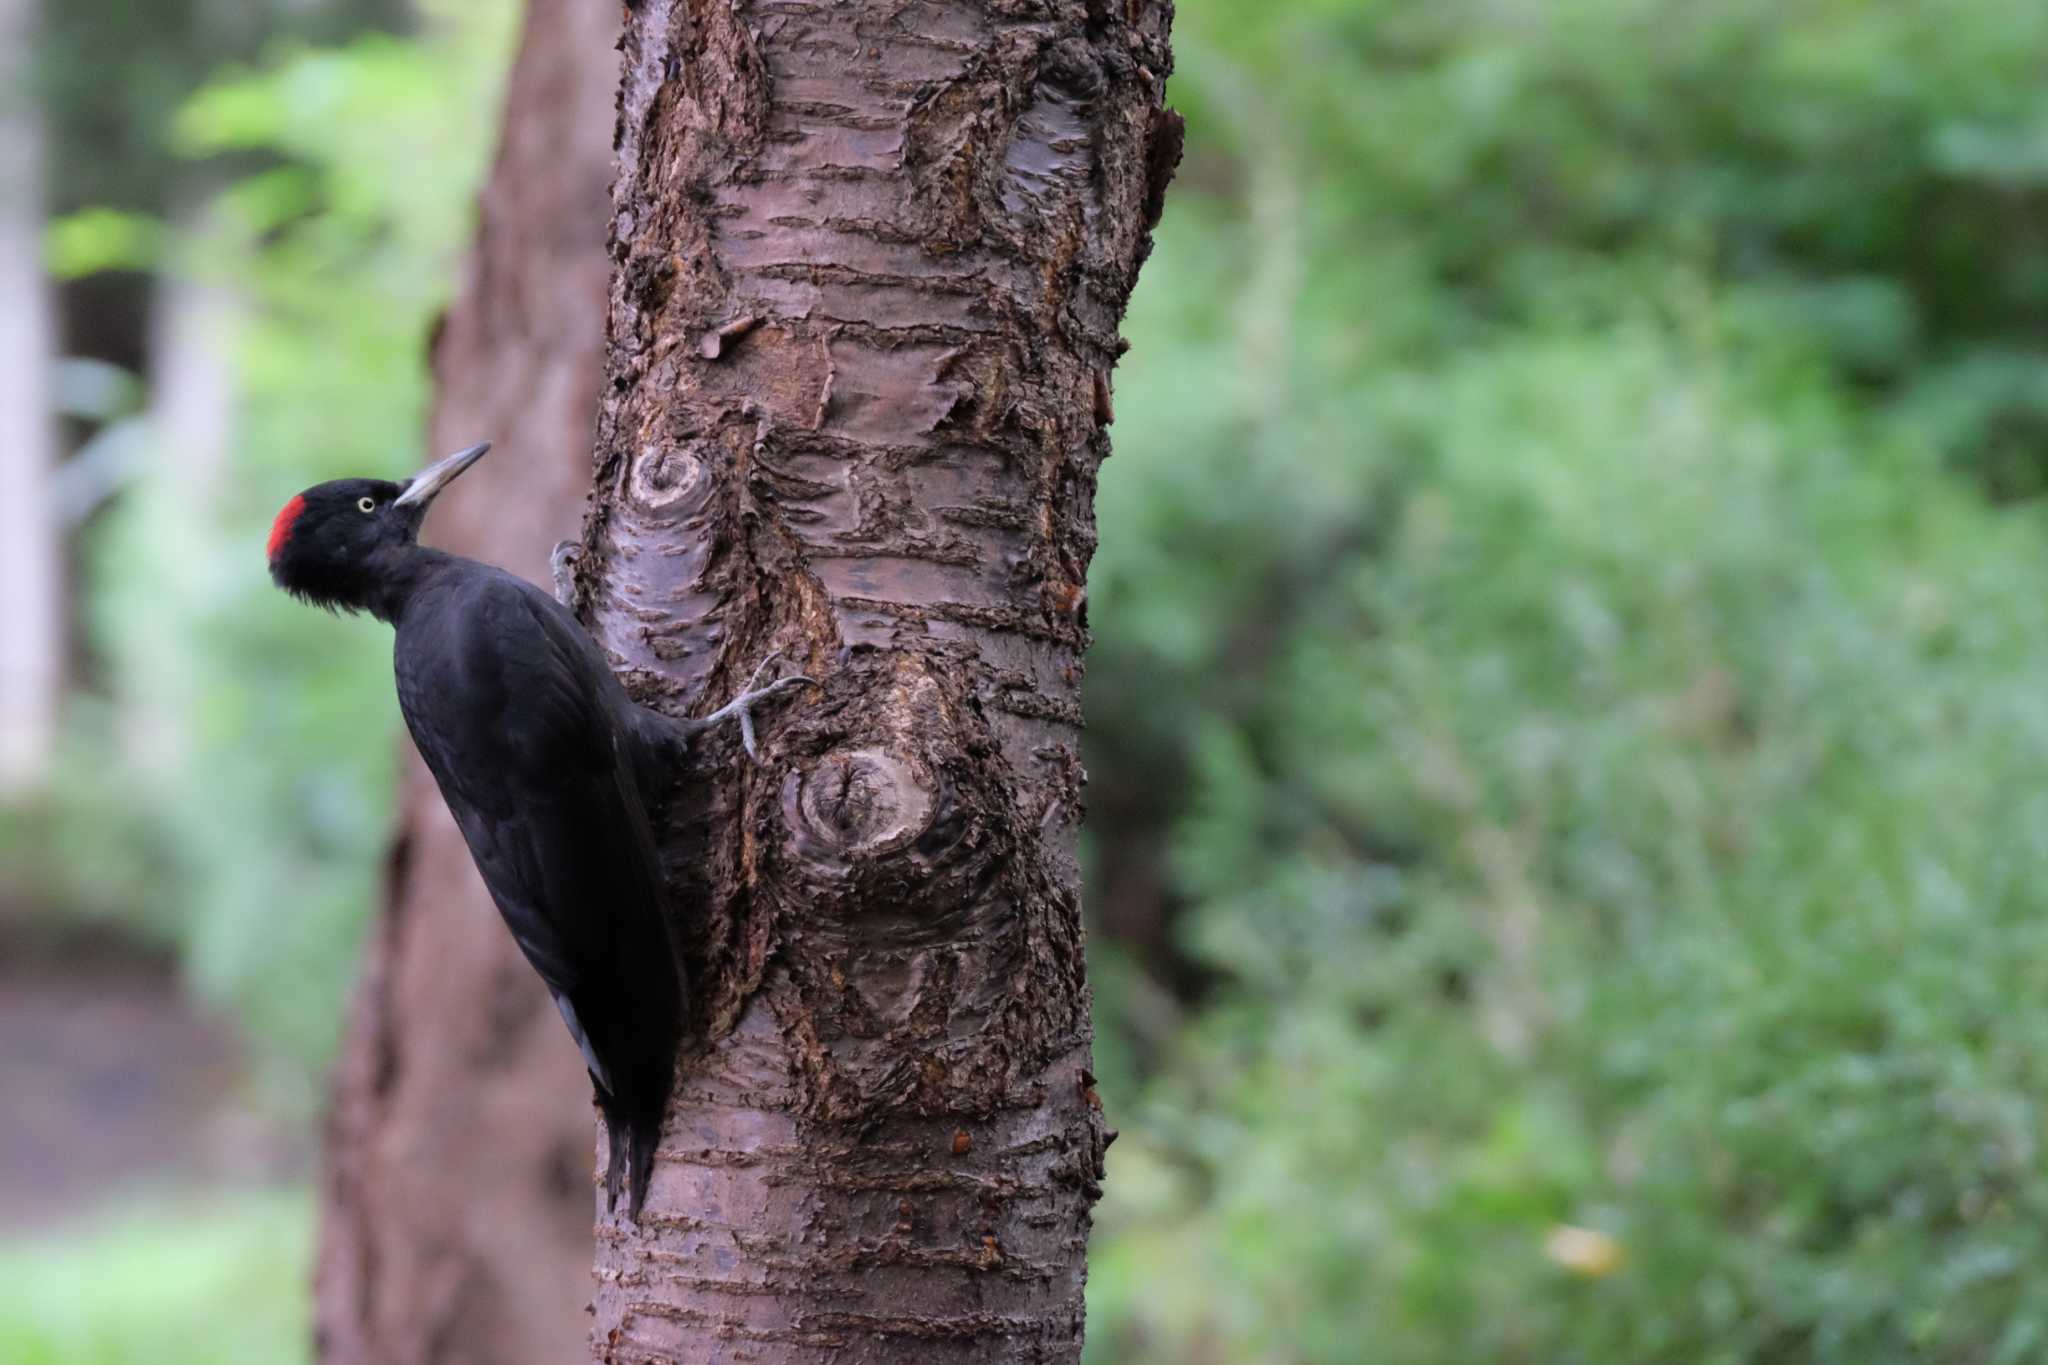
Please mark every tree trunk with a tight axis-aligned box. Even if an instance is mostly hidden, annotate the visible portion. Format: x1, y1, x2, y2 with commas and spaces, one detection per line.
0, 0, 60, 799
313, 1, 619, 1359
570, 2, 1180, 1360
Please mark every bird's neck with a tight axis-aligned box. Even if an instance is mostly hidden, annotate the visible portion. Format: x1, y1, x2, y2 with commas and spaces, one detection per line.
363, 544, 456, 625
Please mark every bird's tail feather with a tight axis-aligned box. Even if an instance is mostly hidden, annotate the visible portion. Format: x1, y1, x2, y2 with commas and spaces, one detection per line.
602, 1107, 661, 1221
627, 1110, 659, 1220
604, 1116, 627, 1214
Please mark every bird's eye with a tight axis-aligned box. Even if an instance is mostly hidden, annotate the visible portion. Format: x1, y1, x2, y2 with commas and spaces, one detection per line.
358, 497, 377, 514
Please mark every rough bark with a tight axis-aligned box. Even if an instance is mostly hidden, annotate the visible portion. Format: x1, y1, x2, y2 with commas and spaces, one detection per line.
313, 1, 618, 1359
565, 1, 1180, 1360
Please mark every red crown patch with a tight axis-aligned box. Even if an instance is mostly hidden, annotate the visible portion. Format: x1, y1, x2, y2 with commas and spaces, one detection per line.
268, 494, 307, 563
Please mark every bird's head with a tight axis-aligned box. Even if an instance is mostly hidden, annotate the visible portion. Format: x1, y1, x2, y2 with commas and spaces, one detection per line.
267, 441, 490, 614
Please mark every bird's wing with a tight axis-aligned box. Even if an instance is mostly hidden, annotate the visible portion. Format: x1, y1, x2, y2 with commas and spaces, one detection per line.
398, 574, 683, 1098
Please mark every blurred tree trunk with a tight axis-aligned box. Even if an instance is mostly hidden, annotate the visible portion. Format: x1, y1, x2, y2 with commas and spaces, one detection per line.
568, 3, 1179, 1360
0, 0, 59, 799
312, 1, 618, 1360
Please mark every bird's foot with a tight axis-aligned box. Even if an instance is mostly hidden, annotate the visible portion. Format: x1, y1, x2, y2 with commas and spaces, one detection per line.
551, 539, 586, 607
695, 651, 813, 762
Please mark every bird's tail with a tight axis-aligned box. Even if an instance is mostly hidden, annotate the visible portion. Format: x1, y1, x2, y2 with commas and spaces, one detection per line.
604, 1114, 627, 1214
604, 1105, 661, 1221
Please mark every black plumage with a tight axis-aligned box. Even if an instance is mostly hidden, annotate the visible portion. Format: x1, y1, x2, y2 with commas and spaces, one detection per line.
395, 558, 683, 1216
267, 443, 798, 1217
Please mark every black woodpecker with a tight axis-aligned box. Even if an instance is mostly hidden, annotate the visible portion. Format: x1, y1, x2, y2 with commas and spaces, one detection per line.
267, 442, 804, 1218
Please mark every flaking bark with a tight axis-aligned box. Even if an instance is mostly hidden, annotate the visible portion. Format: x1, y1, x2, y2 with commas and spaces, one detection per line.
564, 1, 1180, 1360
313, 2, 619, 1359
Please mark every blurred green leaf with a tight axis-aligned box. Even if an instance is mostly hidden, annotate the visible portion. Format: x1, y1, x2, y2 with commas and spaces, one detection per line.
0, 1195, 310, 1365
1083, 4, 2048, 1361
170, 72, 290, 154
43, 210, 164, 280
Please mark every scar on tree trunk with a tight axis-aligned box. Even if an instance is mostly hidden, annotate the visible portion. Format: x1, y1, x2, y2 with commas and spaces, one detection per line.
560, 0, 1182, 1361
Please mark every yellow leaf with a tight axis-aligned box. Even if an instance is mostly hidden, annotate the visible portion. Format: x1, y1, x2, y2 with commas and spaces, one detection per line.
1544, 1224, 1624, 1278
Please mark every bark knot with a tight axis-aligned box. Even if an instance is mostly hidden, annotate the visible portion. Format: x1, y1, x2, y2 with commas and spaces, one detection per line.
630, 443, 708, 509
794, 746, 935, 857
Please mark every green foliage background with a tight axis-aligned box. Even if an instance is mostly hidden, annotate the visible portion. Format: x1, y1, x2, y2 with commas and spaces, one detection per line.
18, 0, 2048, 1361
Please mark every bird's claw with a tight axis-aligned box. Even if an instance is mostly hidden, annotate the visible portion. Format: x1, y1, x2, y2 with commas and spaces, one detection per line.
699, 651, 814, 763
739, 650, 780, 694
550, 540, 586, 607
736, 675, 815, 761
